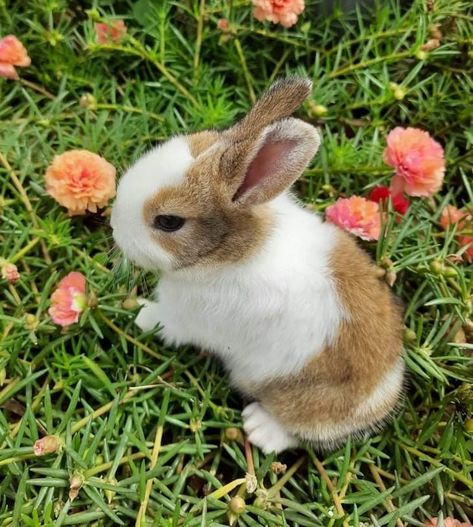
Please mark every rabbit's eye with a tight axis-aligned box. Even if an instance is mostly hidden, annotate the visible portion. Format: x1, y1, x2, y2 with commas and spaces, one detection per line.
153, 215, 185, 232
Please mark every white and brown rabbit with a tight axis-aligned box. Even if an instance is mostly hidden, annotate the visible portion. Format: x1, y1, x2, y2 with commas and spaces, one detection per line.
111, 78, 405, 454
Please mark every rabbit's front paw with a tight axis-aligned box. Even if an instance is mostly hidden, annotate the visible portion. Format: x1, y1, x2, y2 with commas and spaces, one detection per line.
135, 298, 161, 332
242, 402, 298, 454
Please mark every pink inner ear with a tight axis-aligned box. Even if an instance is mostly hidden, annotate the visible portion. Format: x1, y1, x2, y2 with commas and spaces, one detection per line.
233, 140, 296, 201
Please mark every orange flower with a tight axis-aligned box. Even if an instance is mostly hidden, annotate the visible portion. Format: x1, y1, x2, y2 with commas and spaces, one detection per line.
252, 0, 305, 28
0, 35, 31, 80
49, 272, 87, 327
424, 517, 472, 527
439, 205, 473, 263
1, 260, 20, 282
95, 20, 127, 44
45, 150, 116, 215
33, 435, 63, 456
326, 196, 381, 241
384, 127, 445, 197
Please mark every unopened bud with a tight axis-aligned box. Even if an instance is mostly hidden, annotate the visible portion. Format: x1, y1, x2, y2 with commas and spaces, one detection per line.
228, 496, 246, 515
393, 87, 406, 100
87, 289, 98, 308
465, 418, 473, 434
33, 435, 63, 456
430, 260, 444, 275
270, 461, 287, 474
122, 297, 139, 310
69, 472, 85, 501
24, 314, 38, 331
416, 50, 428, 60
421, 38, 440, 52
307, 101, 328, 117
80, 93, 97, 110
224, 427, 242, 442
385, 270, 397, 287
403, 328, 417, 343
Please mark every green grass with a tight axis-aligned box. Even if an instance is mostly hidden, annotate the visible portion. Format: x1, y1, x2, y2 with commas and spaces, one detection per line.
1, 0, 473, 525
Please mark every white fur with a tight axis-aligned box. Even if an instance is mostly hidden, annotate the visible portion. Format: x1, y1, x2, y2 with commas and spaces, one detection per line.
110, 136, 193, 271
134, 193, 345, 385
242, 402, 298, 454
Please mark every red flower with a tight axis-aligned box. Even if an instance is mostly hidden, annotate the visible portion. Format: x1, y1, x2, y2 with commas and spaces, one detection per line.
369, 185, 409, 215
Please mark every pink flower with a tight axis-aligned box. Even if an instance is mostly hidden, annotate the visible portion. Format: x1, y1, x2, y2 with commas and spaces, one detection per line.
384, 127, 445, 197
326, 196, 381, 241
33, 435, 63, 456
424, 517, 472, 527
95, 20, 127, 44
369, 185, 410, 215
1, 261, 20, 283
44, 150, 116, 215
439, 205, 473, 263
0, 35, 31, 80
49, 272, 87, 327
252, 0, 305, 28
217, 18, 230, 31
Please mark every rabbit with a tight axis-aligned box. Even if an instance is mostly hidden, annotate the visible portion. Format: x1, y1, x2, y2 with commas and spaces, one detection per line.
111, 78, 405, 454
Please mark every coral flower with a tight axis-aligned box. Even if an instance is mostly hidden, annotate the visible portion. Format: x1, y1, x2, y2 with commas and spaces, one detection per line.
95, 20, 127, 44
45, 150, 116, 215
369, 185, 410, 215
384, 127, 445, 197
0, 35, 31, 80
1, 261, 20, 282
439, 205, 473, 263
252, 0, 305, 28
439, 205, 467, 230
424, 517, 472, 527
49, 272, 87, 327
326, 196, 381, 241
33, 435, 63, 456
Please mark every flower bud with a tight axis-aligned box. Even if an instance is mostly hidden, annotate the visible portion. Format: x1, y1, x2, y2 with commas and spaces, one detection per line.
80, 93, 97, 110
270, 461, 287, 474
33, 435, 63, 456
24, 314, 38, 331
307, 101, 328, 117
416, 50, 428, 60
69, 472, 85, 501
228, 496, 246, 515
465, 418, 473, 434
403, 328, 417, 343
122, 297, 139, 310
393, 87, 406, 100
224, 427, 242, 442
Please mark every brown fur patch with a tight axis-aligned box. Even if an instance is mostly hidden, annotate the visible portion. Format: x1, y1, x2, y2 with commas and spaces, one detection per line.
244, 230, 404, 446
230, 78, 312, 141
187, 131, 220, 157
143, 145, 273, 269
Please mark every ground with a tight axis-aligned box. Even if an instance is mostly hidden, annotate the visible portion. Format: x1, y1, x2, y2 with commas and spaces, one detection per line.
0, 0, 472, 526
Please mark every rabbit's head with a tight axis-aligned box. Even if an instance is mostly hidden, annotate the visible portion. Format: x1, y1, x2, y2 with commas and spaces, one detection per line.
111, 78, 320, 272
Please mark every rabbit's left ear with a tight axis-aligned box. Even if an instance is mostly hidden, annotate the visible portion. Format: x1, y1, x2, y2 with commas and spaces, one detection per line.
224, 118, 320, 206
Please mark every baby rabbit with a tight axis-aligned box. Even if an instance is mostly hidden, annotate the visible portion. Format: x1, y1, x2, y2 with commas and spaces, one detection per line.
111, 78, 405, 454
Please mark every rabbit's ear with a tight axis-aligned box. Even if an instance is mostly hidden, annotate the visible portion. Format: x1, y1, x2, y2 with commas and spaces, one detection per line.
230, 77, 312, 141
223, 118, 320, 206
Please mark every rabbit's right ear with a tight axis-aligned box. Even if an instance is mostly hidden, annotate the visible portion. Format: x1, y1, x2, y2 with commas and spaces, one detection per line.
230, 78, 313, 140
216, 78, 318, 206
